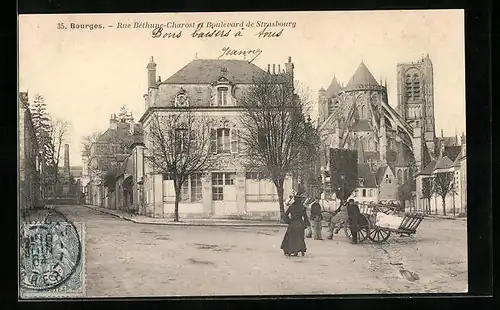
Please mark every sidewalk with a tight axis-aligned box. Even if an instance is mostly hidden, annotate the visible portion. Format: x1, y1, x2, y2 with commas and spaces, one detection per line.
424, 214, 467, 221
83, 205, 288, 227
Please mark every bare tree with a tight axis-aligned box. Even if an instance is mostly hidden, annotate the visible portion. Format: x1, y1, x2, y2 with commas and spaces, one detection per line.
239, 73, 321, 219
45, 118, 71, 190
145, 111, 215, 222
81, 131, 102, 176
433, 171, 454, 216
421, 177, 433, 214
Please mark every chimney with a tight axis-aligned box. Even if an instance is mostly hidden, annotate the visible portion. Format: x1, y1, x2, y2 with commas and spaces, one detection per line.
461, 134, 466, 157
273, 64, 276, 74
267, 64, 270, 73
278, 64, 281, 73
64, 144, 70, 174
110, 114, 118, 130
284, 56, 294, 87
147, 56, 157, 89
441, 129, 444, 138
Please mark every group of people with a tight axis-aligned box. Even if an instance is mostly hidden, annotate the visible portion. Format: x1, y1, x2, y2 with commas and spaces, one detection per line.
280, 189, 362, 257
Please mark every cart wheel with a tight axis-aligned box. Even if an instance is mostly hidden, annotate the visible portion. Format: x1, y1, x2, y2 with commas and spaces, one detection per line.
344, 214, 370, 243
368, 228, 391, 243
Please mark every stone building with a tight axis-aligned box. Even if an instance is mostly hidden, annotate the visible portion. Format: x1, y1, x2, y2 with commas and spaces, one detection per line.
84, 112, 139, 208
137, 57, 295, 219
318, 55, 465, 208
415, 132, 466, 215
19, 92, 41, 210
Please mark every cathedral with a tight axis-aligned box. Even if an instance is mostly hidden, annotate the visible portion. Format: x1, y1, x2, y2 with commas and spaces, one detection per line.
318, 55, 461, 203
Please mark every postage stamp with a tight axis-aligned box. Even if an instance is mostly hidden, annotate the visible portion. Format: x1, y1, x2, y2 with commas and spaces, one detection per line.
19, 208, 86, 299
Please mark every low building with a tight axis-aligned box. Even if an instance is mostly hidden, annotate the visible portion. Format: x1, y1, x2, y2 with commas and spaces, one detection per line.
85, 112, 138, 207
415, 133, 466, 215
351, 163, 379, 204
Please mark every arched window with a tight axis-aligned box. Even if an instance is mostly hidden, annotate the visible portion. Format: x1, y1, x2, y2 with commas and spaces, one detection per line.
404, 170, 409, 182
397, 169, 402, 185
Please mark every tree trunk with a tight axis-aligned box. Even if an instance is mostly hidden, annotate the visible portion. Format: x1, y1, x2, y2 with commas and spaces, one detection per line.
174, 183, 181, 222
442, 196, 446, 216
276, 182, 285, 222
452, 193, 456, 216
174, 195, 180, 222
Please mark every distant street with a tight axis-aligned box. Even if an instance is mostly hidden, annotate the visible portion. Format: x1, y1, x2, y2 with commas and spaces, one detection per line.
56, 205, 468, 297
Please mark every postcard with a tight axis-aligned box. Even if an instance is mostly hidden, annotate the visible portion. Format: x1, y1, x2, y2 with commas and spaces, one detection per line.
18, 10, 467, 298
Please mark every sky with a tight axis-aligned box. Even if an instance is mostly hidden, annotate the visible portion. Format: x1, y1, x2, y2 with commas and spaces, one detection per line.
19, 10, 465, 167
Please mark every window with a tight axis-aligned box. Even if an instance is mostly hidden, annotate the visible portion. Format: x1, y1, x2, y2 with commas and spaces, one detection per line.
210, 128, 237, 154
362, 189, 366, 197
245, 172, 278, 201
217, 87, 229, 106
231, 129, 238, 153
369, 189, 374, 197
397, 170, 402, 185
180, 181, 189, 202
162, 173, 203, 203
212, 173, 224, 201
212, 172, 235, 201
175, 128, 189, 153
190, 173, 203, 202
353, 190, 358, 197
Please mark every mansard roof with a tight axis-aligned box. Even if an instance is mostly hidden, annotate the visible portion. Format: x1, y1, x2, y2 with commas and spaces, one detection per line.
162, 59, 267, 84
346, 62, 379, 88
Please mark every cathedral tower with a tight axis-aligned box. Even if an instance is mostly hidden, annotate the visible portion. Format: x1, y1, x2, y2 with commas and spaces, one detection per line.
396, 54, 436, 157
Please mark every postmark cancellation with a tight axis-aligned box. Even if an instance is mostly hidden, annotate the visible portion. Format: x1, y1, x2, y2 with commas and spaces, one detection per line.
19, 216, 86, 299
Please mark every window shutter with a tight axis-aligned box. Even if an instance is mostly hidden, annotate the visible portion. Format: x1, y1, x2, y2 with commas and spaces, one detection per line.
230, 129, 238, 153
210, 129, 217, 153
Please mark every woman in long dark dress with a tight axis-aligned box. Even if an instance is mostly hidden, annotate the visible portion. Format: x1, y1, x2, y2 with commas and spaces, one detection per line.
281, 194, 310, 256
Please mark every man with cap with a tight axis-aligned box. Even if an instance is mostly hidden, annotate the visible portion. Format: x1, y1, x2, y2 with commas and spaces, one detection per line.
346, 198, 362, 244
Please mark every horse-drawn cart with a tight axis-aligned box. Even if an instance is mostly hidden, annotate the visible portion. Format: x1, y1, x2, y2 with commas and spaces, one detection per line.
342, 204, 425, 244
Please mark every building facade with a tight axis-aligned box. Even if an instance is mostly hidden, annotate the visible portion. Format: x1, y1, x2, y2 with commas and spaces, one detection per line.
19, 92, 41, 210
84, 112, 139, 208
414, 132, 466, 215
137, 57, 295, 219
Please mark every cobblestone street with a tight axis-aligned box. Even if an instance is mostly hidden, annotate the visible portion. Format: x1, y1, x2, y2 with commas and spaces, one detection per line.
56, 205, 468, 297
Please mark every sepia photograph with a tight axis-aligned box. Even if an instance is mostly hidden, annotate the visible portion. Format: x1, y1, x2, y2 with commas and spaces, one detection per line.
18, 10, 467, 298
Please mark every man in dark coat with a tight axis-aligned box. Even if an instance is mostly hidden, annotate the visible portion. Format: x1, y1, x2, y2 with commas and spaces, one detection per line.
309, 197, 323, 240
346, 199, 361, 244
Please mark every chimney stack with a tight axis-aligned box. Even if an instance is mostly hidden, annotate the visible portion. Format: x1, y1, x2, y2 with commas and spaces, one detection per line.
147, 56, 157, 89
278, 64, 281, 73
273, 64, 276, 74
64, 144, 70, 175
110, 114, 118, 130
441, 129, 444, 138
267, 64, 270, 73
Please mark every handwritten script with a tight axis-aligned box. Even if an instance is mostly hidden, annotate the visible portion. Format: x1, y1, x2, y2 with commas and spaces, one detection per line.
218, 47, 263, 63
